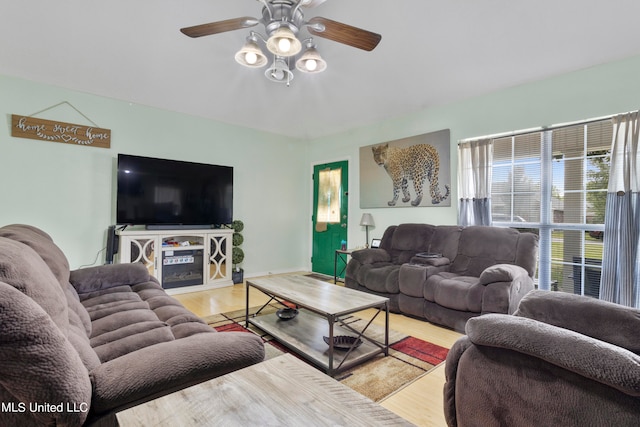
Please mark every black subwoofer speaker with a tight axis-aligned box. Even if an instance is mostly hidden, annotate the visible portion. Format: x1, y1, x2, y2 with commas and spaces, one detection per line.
105, 225, 119, 264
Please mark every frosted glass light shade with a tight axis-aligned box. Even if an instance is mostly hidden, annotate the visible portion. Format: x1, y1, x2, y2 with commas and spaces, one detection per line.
295, 46, 327, 73
265, 58, 294, 83
234, 40, 268, 68
266, 26, 301, 57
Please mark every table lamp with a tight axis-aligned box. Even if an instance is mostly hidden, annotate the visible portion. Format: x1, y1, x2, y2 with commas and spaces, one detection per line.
360, 213, 375, 247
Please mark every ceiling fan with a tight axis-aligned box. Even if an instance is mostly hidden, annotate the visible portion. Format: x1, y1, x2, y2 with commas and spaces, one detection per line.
180, 0, 382, 85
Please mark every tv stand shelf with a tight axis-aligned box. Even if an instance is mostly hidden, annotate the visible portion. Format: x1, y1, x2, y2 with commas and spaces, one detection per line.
116, 228, 234, 294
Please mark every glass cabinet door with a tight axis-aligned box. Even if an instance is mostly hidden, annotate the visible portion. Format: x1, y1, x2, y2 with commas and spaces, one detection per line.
127, 237, 157, 277
207, 234, 229, 282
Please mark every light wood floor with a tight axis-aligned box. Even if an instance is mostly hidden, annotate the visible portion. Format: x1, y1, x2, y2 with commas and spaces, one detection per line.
174, 273, 463, 427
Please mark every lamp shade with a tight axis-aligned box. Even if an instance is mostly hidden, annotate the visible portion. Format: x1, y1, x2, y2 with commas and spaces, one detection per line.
295, 46, 327, 73
360, 213, 375, 227
266, 26, 302, 57
234, 39, 268, 68
265, 57, 294, 84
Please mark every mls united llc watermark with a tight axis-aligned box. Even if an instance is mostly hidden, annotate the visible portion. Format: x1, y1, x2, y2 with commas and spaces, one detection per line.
1, 401, 89, 413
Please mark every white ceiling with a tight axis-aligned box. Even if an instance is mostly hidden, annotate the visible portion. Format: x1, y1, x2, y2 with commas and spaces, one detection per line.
3, 0, 640, 140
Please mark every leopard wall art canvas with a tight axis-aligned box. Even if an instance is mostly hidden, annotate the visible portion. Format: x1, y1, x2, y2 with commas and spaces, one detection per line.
359, 129, 451, 208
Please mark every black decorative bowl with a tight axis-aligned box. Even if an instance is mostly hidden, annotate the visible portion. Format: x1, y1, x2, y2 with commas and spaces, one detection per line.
276, 308, 298, 320
323, 335, 363, 350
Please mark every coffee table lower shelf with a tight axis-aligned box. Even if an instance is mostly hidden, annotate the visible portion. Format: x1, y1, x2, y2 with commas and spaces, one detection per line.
248, 308, 385, 375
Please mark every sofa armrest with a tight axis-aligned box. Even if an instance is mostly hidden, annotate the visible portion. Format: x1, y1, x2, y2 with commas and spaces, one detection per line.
478, 263, 528, 285
515, 290, 640, 354
443, 335, 474, 427
465, 314, 640, 397
70, 263, 152, 294
349, 248, 391, 264
89, 332, 265, 415
478, 264, 534, 314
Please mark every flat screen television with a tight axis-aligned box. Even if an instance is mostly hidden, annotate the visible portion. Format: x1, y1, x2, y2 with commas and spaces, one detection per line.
116, 154, 233, 227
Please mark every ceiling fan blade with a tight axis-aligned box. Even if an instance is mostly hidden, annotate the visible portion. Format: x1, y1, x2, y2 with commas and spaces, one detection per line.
307, 17, 381, 51
180, 17, 259, 38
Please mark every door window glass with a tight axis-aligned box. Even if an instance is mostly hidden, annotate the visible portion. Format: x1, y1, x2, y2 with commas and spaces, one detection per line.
316, 168, 342, 223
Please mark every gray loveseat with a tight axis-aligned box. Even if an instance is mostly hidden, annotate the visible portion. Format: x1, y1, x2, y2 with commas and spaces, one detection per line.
0, 224, 265, 427
345, 223, 538, 331
444, 290, 640, 426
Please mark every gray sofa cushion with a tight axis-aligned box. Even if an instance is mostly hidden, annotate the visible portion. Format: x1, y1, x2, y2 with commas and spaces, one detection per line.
425, 272, 484, 312
445, 331, 640, 427
64, 283, 101, 370
89, 332, 266, 414
0, 283, 92, 427
428, 225, 462, 260
363, 265, 401, 294
70, 262, 151, 293
0, 224, 71, 287
74, 265, 240, 365
465, 313, 640, 396
0, 237, 69, 330
391, 223, 436, 251
445, 294, 640, 426
65, 282, 92, 335
83, 283, 179, 362
450, 226, 523, 276
399, 263, 450, 297
386, 223, 435, 264
399, 263, 428, 298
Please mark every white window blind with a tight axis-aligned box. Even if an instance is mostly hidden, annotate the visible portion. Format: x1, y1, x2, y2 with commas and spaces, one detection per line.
489, 119, 611, 295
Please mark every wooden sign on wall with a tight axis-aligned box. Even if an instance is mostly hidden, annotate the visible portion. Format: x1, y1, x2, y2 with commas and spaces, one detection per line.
11, 115, 111, 149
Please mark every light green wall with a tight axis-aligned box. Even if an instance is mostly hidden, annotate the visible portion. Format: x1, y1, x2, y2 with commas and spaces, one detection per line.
0, 75, 308, 273
308, 55, 640, 247
4, 54, 640, 271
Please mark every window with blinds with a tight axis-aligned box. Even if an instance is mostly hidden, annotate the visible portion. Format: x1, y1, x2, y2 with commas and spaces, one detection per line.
490, 119, 611, 296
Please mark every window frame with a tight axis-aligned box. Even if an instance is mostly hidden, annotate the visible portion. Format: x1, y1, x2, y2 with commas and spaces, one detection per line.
487, 119, 610, 295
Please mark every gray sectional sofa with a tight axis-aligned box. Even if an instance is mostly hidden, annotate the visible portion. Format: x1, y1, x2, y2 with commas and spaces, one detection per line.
444, 290, 640, 426
0, 224, 265, 427
345, 223, 538, 332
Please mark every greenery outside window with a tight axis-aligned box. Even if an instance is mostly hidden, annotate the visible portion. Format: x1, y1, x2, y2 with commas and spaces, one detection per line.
490, 119, 611, 296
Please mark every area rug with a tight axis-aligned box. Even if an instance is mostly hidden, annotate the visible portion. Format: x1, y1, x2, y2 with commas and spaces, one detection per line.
203, 305, 449, 402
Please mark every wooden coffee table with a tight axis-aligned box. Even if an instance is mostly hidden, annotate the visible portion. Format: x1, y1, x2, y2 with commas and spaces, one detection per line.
246, 274, 389, 376
116, 354, 414, 426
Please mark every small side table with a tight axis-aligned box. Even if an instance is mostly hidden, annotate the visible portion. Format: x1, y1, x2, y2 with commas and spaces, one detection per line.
334, 249, 353, 284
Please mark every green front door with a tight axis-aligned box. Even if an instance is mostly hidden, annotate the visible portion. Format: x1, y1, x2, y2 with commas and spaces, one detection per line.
312, 160, 349, 277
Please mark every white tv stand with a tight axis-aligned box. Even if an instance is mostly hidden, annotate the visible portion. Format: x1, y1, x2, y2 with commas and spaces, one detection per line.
116, 227, 234, 294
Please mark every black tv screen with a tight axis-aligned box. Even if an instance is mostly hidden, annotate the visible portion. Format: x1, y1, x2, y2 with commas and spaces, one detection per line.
116, 154, 233, 227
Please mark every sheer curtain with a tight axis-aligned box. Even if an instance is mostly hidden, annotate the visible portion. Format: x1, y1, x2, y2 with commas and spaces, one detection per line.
458, 139, 493, 226
600, 111, 640, 308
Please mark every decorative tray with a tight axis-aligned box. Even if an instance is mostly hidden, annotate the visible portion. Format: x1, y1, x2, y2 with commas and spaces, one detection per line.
276, 308, 298, 320
323, 335, 363, 350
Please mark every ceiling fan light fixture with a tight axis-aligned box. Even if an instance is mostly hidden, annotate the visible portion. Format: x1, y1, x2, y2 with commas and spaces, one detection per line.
182, 2, 381, 86
296, 45, 327, 73
234, 38, 268, 68
266, 26, 302, 57
265, 57, 294, 85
